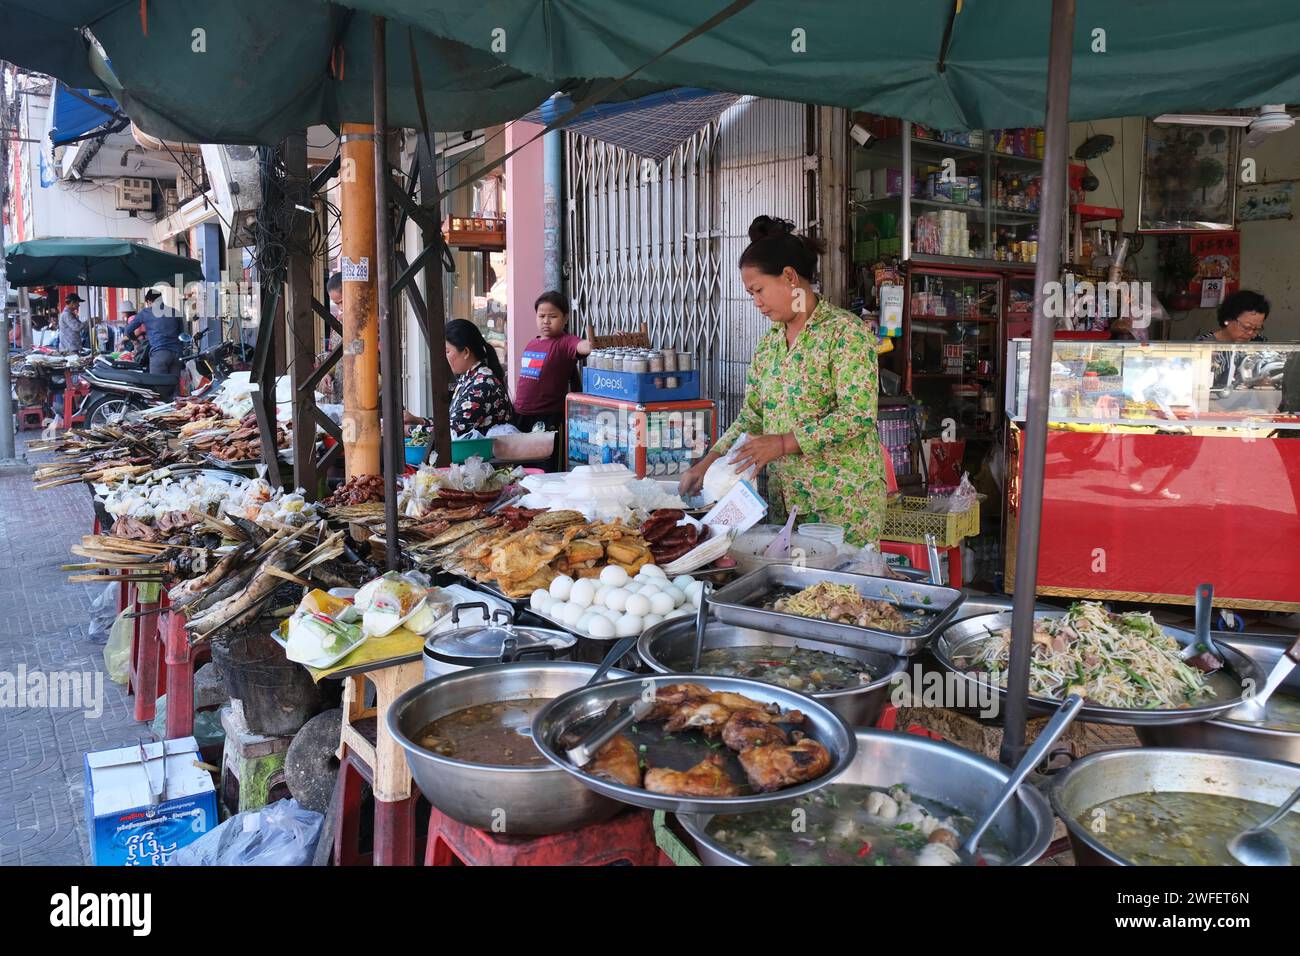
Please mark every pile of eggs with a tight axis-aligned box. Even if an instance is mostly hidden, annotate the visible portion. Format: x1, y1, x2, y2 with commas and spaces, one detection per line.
529, 564, 704, 639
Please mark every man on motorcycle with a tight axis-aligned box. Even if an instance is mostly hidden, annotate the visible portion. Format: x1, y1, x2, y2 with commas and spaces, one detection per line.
126, 289, 184, 399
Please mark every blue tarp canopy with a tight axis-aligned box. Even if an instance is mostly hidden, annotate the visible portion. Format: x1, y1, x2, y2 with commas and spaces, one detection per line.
48, 82, 125, 146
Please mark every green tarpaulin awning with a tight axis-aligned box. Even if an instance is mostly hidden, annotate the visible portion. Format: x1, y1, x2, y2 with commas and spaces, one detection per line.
5, 1, 1300, 146
0, 0, 656, 145
343, 0, 1300, 130
4, 237, 204, 287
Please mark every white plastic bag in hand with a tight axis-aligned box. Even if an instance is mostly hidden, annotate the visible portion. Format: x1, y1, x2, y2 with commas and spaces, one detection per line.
701, 433, 757, 504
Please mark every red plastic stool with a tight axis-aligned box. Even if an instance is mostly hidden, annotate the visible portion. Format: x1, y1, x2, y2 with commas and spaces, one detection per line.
879, 540, 963, 587
161, 602, 212, 739
126, 584, 166, 722
17, 406, 44, 431
424, 806, 663, 866
330, 744, 422, 867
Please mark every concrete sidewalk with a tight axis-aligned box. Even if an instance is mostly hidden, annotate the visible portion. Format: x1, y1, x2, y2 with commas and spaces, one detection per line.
0, 435, 149, 865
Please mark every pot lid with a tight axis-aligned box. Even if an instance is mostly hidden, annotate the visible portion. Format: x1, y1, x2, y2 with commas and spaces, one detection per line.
425, 621, 576, 666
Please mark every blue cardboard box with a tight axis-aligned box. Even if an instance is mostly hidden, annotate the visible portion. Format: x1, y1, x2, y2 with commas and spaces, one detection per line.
85, 737, 218, 866
581, 368, 701, 402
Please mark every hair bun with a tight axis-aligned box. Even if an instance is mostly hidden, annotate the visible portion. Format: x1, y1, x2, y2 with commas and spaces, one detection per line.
748, 215, 796, 243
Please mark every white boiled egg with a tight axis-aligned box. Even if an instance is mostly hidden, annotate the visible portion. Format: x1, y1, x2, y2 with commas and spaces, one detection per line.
529, 589, 554, 613
576, 611, 600, 633
614, 614, 644, 637
648, 591, 675, 616
663, 586, 686, 608
570, 579, 596, 609
643, 613, 664, 629
640, 564, 667, 580
587, 615, 615, 639
625, 593, 652, 617
549, 575, 574, 602
560, 603, 586, 628
672, 575, 696, 592
599, 565, 629, 587
604, 587, 630, 612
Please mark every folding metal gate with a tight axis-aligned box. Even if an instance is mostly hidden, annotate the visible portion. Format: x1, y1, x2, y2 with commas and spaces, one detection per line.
565, 98, 816, 429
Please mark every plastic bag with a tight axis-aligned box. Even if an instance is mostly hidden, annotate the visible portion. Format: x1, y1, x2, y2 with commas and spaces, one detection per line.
151, 694, 226, 750
167, 798, 323, 866
947, 473, 979, 515
87, 582, 120, 645
103, 611, 133, 684
835, 544, 888, 577
701, 433, 756, 504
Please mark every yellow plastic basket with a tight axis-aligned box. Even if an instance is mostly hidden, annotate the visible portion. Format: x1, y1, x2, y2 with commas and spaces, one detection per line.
882, 497, 980, 547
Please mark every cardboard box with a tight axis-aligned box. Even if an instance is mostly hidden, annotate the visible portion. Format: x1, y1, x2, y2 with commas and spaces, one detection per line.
84, 737, 217, 866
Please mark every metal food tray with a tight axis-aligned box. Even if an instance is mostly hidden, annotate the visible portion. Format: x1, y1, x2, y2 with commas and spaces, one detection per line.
455, 576, 529, 608
708, 563, 964, 657
532, 673, 856, 815
932, 611, 1263, 727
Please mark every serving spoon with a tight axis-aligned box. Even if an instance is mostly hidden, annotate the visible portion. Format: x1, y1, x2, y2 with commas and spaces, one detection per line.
1228, 633, 1300, 724
959, 694, 1084, 863
1227, 783, 1300, 867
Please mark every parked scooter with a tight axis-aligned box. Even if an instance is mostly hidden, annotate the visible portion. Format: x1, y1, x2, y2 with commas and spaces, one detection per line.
77, 336, 250, 425
1238, 349, 1285, 389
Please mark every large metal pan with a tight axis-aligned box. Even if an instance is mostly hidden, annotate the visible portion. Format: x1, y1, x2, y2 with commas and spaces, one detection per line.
387, 660, 632, 836
932, 610, 1262, 726
531, 673, 856, 815
1136, 634, 1300, 763
708, 563, 964, 657
679, 728, 1054, 866
1050, 746, 1300, 865
636, 617, 907, 727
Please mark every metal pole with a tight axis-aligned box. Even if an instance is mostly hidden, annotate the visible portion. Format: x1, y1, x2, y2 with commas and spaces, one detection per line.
372, 16, 401, 571
0, 61, 16, 462
1000, 0, 1075, 767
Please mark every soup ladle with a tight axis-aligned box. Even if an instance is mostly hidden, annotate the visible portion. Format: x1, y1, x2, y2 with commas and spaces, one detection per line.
1227, 783, 1300, 867
959, 694, 1084, 863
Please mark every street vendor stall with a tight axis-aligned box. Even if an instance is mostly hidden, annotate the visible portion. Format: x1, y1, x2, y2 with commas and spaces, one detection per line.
1004, 339, 1300, 611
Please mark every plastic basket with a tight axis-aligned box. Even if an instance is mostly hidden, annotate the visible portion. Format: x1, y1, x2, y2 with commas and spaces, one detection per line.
882, 496, 980, 547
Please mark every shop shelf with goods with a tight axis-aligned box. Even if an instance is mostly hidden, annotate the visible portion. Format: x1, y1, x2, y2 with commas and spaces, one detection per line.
1003, 338, 1300, 612
893, 266, 1006, 468
564, 392, 716, 480
849, 117, 1047, 274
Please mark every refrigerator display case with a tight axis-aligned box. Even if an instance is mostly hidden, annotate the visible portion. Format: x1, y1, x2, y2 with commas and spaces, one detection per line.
564, 393, 717, 479
1004, 339, 1300, 611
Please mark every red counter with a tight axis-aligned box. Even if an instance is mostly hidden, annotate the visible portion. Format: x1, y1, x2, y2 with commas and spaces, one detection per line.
1006, 425, 1300, 611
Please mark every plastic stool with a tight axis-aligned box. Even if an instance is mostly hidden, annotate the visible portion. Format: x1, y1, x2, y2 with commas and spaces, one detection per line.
161, 602, 212, 739
330, 742, 422, 867
219, 700, 293, 816
127, 583, 166, 722
17, 406, 44, 431
424, 805, 663, 866
879, 539, 963, 587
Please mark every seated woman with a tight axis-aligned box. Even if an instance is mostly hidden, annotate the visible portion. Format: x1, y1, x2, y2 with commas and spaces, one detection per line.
1195, 289, 1270, 392
408, 319, 514, 437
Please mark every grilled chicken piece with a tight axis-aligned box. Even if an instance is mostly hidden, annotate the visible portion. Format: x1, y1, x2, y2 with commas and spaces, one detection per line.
585, 734, 642, 789
721, 709, 790, 751
644, 683, 713, 720
663, 701, 734, 737
644, 754, 741, 798
737, 737, 832, 793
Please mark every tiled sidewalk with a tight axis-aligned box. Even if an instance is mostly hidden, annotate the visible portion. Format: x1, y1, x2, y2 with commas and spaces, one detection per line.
0, 436, 149, 865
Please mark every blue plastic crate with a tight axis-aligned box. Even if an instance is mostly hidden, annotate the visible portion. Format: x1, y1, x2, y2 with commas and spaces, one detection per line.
581, 367, 701, 402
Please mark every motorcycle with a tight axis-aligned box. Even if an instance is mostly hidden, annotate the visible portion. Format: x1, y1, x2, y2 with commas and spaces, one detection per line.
1238, 349, 1285, 390
11, 350, 89, 419
77, 336, 251, 426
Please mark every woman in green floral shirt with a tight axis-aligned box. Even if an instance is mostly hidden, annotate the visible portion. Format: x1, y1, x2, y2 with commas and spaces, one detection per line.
680, 216, 888, 547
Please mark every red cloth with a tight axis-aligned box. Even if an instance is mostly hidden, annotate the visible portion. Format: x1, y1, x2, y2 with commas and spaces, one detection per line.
514, 333, 581, 415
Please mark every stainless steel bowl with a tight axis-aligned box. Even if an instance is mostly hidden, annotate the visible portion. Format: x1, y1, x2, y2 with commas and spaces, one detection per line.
387, 661, 630, 836
1135, 634, 1300, 763
532, 674, 856, 815
933, 610, 1263, 726
678, 728, 1055, 866
636, 617, 907, 726
1050, 746, 1300, 865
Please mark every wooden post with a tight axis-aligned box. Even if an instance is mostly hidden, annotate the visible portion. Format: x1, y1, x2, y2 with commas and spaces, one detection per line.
340, 122, 381, 478
283, 132, 319, 498
416, 136, 452, 466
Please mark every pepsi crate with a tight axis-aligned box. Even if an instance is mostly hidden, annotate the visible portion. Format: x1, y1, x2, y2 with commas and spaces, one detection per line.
581, 367, 701, 402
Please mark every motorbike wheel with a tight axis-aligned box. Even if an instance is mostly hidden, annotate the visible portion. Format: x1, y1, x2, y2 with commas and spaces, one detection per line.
84, 396, 140, 427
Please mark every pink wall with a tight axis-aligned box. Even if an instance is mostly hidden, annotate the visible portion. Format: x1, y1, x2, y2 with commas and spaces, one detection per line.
505, 121, 546, 397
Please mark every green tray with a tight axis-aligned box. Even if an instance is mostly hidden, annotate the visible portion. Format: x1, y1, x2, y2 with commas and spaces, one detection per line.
450, 437, 495, 463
